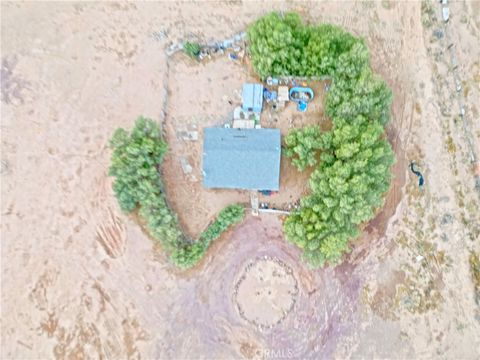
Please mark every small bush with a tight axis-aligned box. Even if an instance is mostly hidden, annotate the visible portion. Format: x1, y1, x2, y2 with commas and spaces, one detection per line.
183, 41, 201, 58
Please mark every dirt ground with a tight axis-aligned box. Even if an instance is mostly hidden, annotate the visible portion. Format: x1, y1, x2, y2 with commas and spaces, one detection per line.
1, 1, 480, 359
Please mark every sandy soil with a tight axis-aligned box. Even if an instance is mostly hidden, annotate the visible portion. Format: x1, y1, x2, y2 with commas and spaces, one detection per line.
2, 1, 479, 359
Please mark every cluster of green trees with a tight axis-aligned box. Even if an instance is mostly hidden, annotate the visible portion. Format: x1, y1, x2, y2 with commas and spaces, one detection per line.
109, 117, 244, 268
248, 12, 395, 267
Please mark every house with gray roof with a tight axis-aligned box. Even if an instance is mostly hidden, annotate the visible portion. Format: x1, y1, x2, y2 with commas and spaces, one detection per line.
202, 127, 281, 191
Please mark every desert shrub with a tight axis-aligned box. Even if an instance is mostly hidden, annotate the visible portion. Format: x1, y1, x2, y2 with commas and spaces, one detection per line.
183, 41, 201, 58
109, 117, 244, 268
248, 12, 395, 267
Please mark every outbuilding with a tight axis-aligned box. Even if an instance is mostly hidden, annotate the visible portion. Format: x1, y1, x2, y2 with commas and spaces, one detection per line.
242, 83, 264, 113
202, 127, 281, 191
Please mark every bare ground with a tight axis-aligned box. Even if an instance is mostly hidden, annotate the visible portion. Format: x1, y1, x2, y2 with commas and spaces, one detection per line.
1, 1, 480, 359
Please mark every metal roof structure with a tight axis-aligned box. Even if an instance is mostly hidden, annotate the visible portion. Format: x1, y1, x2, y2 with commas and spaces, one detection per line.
202, 127, 281, 190
242, 83, 264, 113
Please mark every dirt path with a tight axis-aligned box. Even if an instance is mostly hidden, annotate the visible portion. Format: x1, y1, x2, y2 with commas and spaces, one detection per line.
2, 1, 479, 359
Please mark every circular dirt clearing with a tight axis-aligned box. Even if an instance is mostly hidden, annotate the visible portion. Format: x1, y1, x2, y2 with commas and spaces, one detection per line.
234, 256, 298, 329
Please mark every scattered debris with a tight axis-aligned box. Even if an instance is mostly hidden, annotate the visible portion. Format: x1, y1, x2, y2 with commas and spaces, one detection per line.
166, 42, 183, 56
266, 77, 279, 86
258, 208, 291, 215
177, 130, 198, 141
0, 159, 8, 175
433, 29, 444, 39
442, 7, 449, 22
180, 157, 193, 175
263, 88, 277, 102
440, 213, 454, 225
171, 31, 247, 61
1, 55, 30, 105
151, 30, 167, 41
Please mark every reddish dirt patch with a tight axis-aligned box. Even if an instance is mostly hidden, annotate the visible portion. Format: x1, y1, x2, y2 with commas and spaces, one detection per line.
163, 215, 366, 359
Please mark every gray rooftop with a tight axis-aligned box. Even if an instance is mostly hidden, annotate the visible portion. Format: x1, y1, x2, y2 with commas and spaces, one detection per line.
242, 83, 264, 114
202, 127, 281, 191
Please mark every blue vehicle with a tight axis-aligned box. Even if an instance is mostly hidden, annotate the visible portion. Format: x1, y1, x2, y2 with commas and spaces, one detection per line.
289, 86, 314, 112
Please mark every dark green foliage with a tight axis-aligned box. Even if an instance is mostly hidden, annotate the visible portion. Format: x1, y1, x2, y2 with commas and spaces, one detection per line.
249, 13, 395, 267
183, 41, 201, 58
171, 204, 245, 269
199, 204, 245, 245
109, 117, 244, 268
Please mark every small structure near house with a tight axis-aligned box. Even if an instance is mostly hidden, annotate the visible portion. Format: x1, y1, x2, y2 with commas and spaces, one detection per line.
277, 86, 289, 108
242, 83, 264, 114
202, 127, 281, 190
